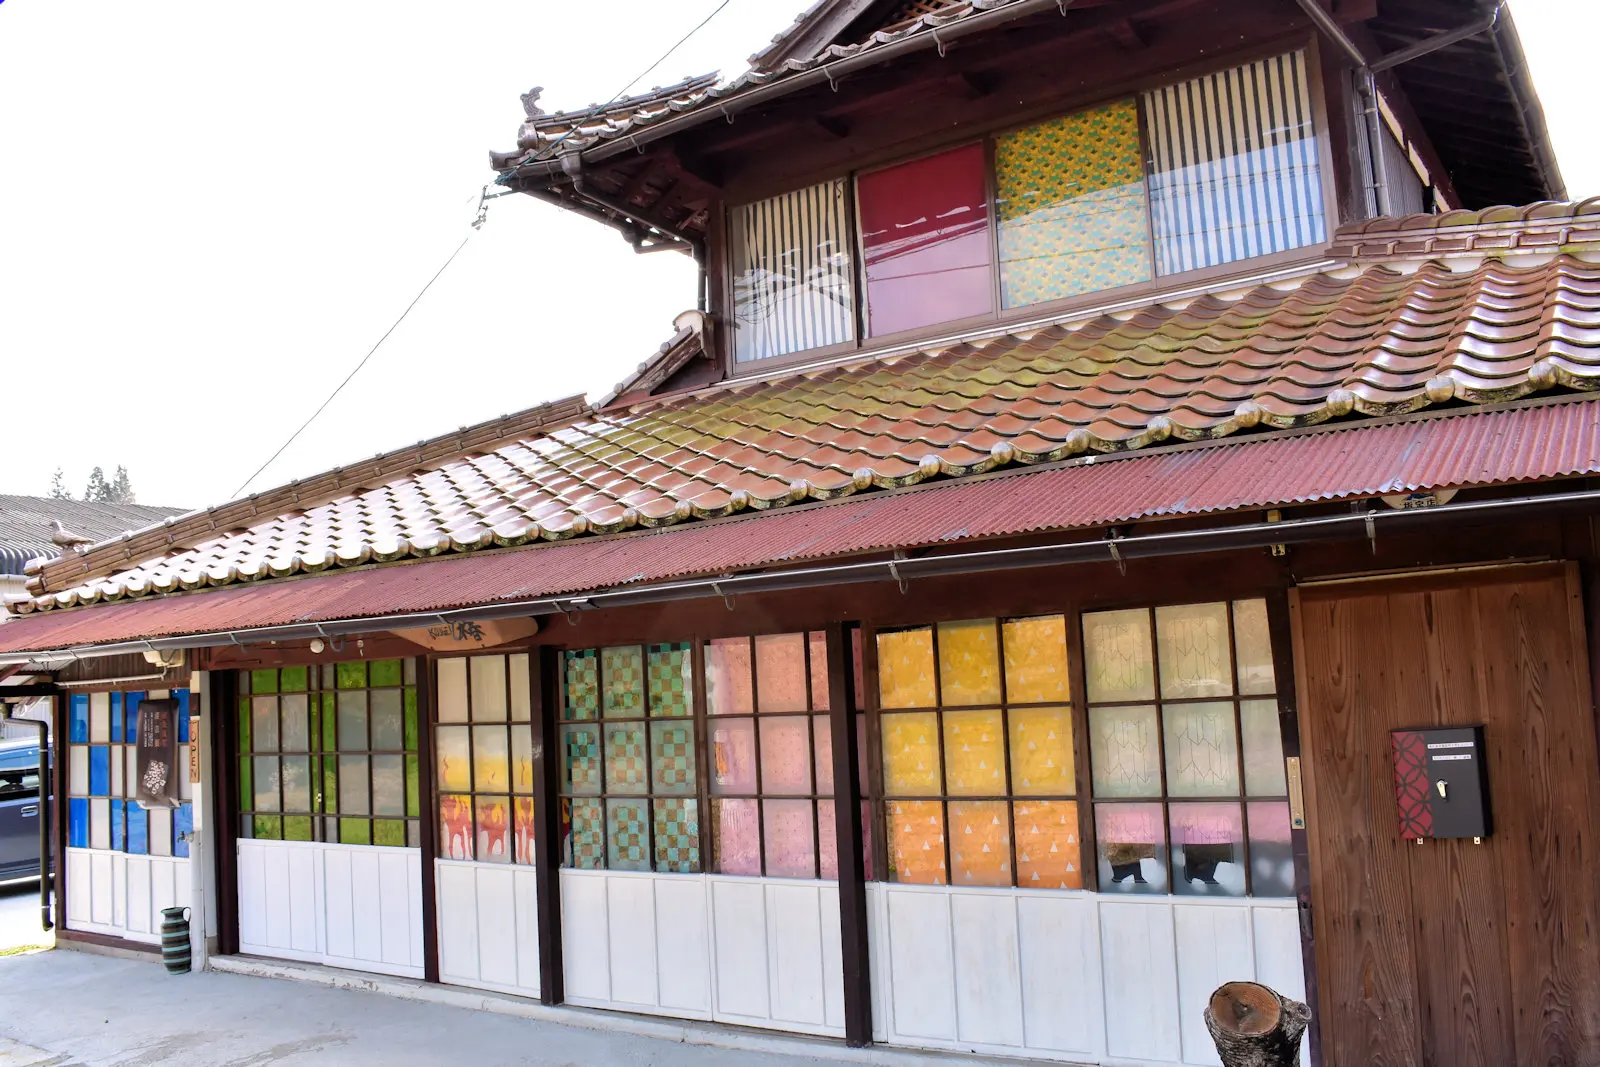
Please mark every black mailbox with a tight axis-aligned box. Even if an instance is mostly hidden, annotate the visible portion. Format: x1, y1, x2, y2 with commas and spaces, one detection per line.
1390, 726, 1491, 840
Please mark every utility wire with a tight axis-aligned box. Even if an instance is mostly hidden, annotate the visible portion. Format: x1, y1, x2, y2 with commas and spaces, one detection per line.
230, 232, 474, 499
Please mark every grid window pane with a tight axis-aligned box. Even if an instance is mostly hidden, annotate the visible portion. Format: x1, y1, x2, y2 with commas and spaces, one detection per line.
949, 800, 1011, 886
601, 646, 645, 717
887, 800, 947, 885
567, 798, 605, 869
560, 724, 602, 795
337, 692, 368, 750
1248, 801, 1295, 897
647, 643, 693, 717
756, 633, 809, 713
472, 725, 510, 793
1241, 700, 1288, 796
511, 725, 536, 795
338, 756, 370, 815
1162, 702, 1241, 797
281, 694, 310, 751
515, 798, 536, 865
372, 755, 406, 817
437, 726, 472, 793
877, 629, 937, 709
1015, 800, 1082, 888
763, 800, 817, 879
469, 656, 508, 722
706, 638, 755, 715
1009, 706, 1074, 795
563, 650, 599, 720
440, 794, 473, 860
650, 722, 697, 795
938, 620, 1001, 706
606, 798, 650, 872
710, 718, 757, 795
1002, 615, 1070, 704
1156, 602, 1233, 699
604, 724, 648, 795
476, 796, 512, 863
1096, 802, 1167, 893
759, 717, 813, 795
1170, 802, 1246, 897
731, 180, 856, 364
1090, 705, 1162, 798
712, 798, 761, 875
1232, 599, 1277, 694
882, 712, 941, 796
1083, 609, 1155, 702
252, 697, 280, 753
943, 710, 1006, 796
654, 798, 701, 873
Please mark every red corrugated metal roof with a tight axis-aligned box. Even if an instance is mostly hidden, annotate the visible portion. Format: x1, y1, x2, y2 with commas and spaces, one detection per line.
2, 401, 1595, 655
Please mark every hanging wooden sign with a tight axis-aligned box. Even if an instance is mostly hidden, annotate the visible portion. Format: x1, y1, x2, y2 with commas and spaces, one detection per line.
135, 698, 180, 809
189, 715, 202, 784
391, 617, 539, 652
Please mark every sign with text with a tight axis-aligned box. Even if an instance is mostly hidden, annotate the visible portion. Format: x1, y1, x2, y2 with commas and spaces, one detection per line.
392, 616, 538, 653
135, 698, 180, 809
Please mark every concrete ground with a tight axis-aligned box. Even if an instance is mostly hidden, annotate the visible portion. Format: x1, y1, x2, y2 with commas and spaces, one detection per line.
0, 950, 841, 1067
0, 878, 52, 953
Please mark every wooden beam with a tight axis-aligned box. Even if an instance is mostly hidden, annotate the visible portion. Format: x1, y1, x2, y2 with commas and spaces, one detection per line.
531, 646, 565, 1005
1106, 17, 1148, 50
826, 622, 873, 1047
959, 70, 1001, 98
815, 114, 851, 139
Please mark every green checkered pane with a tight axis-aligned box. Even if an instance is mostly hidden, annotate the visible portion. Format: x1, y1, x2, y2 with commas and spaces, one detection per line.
568, 798, 605, 869
650, 722, 697, 795
607, 798, 650, 872
563, 650, 599, 720
647, 643, 693, 717
605, 724, 648, 794
561, 724, 602, 794
654, 798, 701, 873
602, 646, 645, 716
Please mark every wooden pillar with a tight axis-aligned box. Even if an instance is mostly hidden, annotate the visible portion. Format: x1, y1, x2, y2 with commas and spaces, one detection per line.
210, 669, 241, 956
531, 645, 565, 1005
1264, 590, 1322, 1067
826, 623, 873, 1047
417, 657, 441, 983
51, 693, 67, 931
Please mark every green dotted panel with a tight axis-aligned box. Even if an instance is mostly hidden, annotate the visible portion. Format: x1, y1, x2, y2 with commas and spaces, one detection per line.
568, 798, 605, 869
602, 646, 645, 717
561, 724, 602, 794
647, 643, 693, 717
607, 798, 650, 872
605, 724, 648, 794
650, 722, 697, 795
654, 798, 701, 873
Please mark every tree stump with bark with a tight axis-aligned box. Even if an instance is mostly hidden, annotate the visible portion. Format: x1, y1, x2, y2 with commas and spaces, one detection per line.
1204, 981, 1310, 1067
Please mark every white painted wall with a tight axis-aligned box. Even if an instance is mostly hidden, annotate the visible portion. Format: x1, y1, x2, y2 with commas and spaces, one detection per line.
560, 869, 846, 1037
236, 839, 424, 978
64, 848, 190, 944
867, 884, 1305, 1067
435, 859, 540, 997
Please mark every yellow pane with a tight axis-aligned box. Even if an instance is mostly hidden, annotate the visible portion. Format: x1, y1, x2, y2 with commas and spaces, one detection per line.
1083, 609, 1155, 702
949, 800, 1011, 886
436, 726, 471, 793
881, 711, 940, 795
1015, 800, 1082, 888
1003, 615, 1069, 703
473, 725, 510, 793
1009, 706, 1075, 795
937, 619, 1000, 706
1156, 602, 1232, 698
877, 629, 936, 709
942, 710, 1006, 796
887, 800, 946, 884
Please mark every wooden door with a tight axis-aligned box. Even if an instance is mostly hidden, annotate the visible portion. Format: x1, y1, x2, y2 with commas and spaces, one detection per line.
1292, 563, 1600, 1067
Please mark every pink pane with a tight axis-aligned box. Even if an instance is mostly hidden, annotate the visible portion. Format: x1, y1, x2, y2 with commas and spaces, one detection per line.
710, 718, 757, 794
809, 632, 830, 711
818, 800, 839, 880
706, 638, 754, 715
760, 716, 813, 795
514, 798, 536, 866
713, 798, 761, 875
813, 714, 834, 795
764, 799, 817, 878
756, 633, 809, 712
858, 142, 993, 337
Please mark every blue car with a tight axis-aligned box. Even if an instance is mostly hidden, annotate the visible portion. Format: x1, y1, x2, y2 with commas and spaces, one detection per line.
0, 738, 45, 881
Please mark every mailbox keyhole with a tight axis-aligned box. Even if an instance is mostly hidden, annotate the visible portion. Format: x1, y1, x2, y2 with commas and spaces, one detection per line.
1435, 779, 1448, 799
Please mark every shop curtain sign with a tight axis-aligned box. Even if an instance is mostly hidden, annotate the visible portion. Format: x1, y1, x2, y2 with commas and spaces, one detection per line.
136, 698, 180, 809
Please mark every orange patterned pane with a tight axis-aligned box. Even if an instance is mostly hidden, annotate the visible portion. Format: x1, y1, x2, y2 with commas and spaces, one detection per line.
1015, 800, 1082, 888
513, 797, 536, 866
439, 794, 473, 860
881, 711, 940, 795
949, 800, 1011, 886
1003, 615, 1069, 703
937, 619, 1001, 706
1009, 706, 1075, 795
887, 800, 946, 884
476, 796, 511, 863
942, 710, 1006, 795
877, 629, 936, 708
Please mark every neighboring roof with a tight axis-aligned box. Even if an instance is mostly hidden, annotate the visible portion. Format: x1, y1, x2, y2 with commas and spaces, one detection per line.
0, 396, 1595, 654
0, 496, 186, 577
9, 202, 1600, 620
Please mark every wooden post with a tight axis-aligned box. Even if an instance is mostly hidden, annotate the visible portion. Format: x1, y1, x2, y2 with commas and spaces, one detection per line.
417, 656, 441, 983
826, 623, 873, 1047
211, 669, 241, 956
531, 645, 565, 1005
1205, 981, 1311, 1067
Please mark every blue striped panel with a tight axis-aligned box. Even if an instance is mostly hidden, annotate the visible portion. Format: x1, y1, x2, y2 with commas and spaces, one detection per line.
69, 695, 89, 744
89, 746, 111, 797
111, 693, 123, 743
176, 690, 191, 742
125, 692, 144, 743
731, 180, 857, 363
111, 799, 125, 851
68, 798, 88, 849
126, 807, 148, 855
174, 804, 193, 858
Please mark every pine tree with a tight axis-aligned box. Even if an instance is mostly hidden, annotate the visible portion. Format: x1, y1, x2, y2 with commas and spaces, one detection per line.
109, 466, 135, 504
47, 469, 72, 500
83, 467, 110, 503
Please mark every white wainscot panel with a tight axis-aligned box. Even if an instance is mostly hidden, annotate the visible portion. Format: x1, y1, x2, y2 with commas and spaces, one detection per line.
868, 884, 1304, 1067
561, 870, 843, 1037
237, 840, 422, 979
435, 859, 540, 998
64, 848, 191, 945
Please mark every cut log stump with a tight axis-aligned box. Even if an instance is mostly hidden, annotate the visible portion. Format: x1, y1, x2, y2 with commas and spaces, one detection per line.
1204, 981, 1310, 1067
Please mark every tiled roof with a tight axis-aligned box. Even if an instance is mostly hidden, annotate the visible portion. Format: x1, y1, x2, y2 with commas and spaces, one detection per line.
0, 496, 186, 577
11, 205, 1600, 616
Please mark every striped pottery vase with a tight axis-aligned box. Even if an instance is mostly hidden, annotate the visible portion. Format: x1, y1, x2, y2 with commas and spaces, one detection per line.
159, 906, 191, 974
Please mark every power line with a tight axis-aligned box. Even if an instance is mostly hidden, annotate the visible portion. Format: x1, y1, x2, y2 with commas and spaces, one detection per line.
230, 233, 475, 499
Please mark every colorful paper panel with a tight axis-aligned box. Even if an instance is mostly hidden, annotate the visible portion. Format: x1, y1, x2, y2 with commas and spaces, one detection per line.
950, 800, 1011, 886
730, 179, 856, 364
469, 655, 509, 721
371, 754, 406, 817
606, 798, 650, 872
370, 659, 403, 688
653, 798, 700, 873
881, 711, 940, 796
755, 632, 809, 712
514, 797, 536, 866
1095, 802, 1167, 893
938, 619, 1001, 706
712, 798, 761, 875
650, 721, 697, 795
336, 662, 367, 690
68, 798, 87, 848
69, 694, 88, 744
472, 725, 510, 793
812, 714, 834, 795
1015, 800, 1082, 888
511, 725, 536, 795
1009, 706, 1075, 795
559, 724, 601, 795
567, 798, 604, 869
1170, 801, 1245, 896
602, 646, 645, 717
887, 800, 946, 885
647, 642, 693, 717
436, 657, 469, 723
476, 796, 512, 863
436, 726, 472, 793
1156, 602, 1233, 698
943, 710, 1006, 796
1002, 615, 1070, 704
877, 628, 937, 709
710, 718, 757, 795
1232, 599, 1277, 695
1083, 609, 1155, 703
88, 745, 110, 797
759, 716, 813, 795
1247, 801, 1294, 897
817, 800, 838, 880
604, 724, 648, 795
763, 799, 817, 879
1090, 704, 1161, 798
562, 649, 599, 720
705, 638, 755, 715
374, 819, 407, 847
809, 632, 830, 711
1162, 701, 1241, 797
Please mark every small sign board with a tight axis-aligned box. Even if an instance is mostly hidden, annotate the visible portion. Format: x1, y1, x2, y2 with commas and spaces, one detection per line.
1392, 725, 1491, 840
135, 698, 180, 809
392, 617, 538, 653
189, 715, 202, 784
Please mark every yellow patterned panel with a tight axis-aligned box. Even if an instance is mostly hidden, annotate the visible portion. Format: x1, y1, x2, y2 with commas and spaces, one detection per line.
877, 628, 937, 708
887, 800, 946, 884
943, 710, 1006, 796
1003, 615, 1069, 703
1009, 706, 1075, 795
995, 99, 1152, 308
1015, 800, 1082, 888
937, 619, 1000, 706
950, 800, 1012, 886
881, 712, 940, 795
436, 726, 471, 793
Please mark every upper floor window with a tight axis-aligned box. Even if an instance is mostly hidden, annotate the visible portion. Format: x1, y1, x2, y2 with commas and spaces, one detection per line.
727, 49, 1326, 366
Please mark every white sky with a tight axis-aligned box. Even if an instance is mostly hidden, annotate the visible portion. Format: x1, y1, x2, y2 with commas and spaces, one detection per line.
1, 1, 1594, 510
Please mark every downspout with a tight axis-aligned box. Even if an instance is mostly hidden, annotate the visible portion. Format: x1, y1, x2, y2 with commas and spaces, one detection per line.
1290, 0, 1391, 217
0, 700, 52, 933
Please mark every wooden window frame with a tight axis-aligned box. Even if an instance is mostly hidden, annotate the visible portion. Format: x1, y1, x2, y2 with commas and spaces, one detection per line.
63, 687, 195, 860
432, 652, 536, 866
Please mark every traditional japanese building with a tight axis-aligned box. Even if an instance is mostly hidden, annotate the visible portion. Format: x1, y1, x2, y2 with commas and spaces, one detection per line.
3, 2, 1598, 1064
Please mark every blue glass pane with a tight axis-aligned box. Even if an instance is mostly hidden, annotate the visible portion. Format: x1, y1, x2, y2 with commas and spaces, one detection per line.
177, 690, 191, 741
125, 692, 144, 743
174, 804, 193, 858
69, 695, 89, 744
68, 798, 88, 848
110, 693, 124, 743
126, 807, 148, 855
89, 746, 111, 797
110, 799, 125, 851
